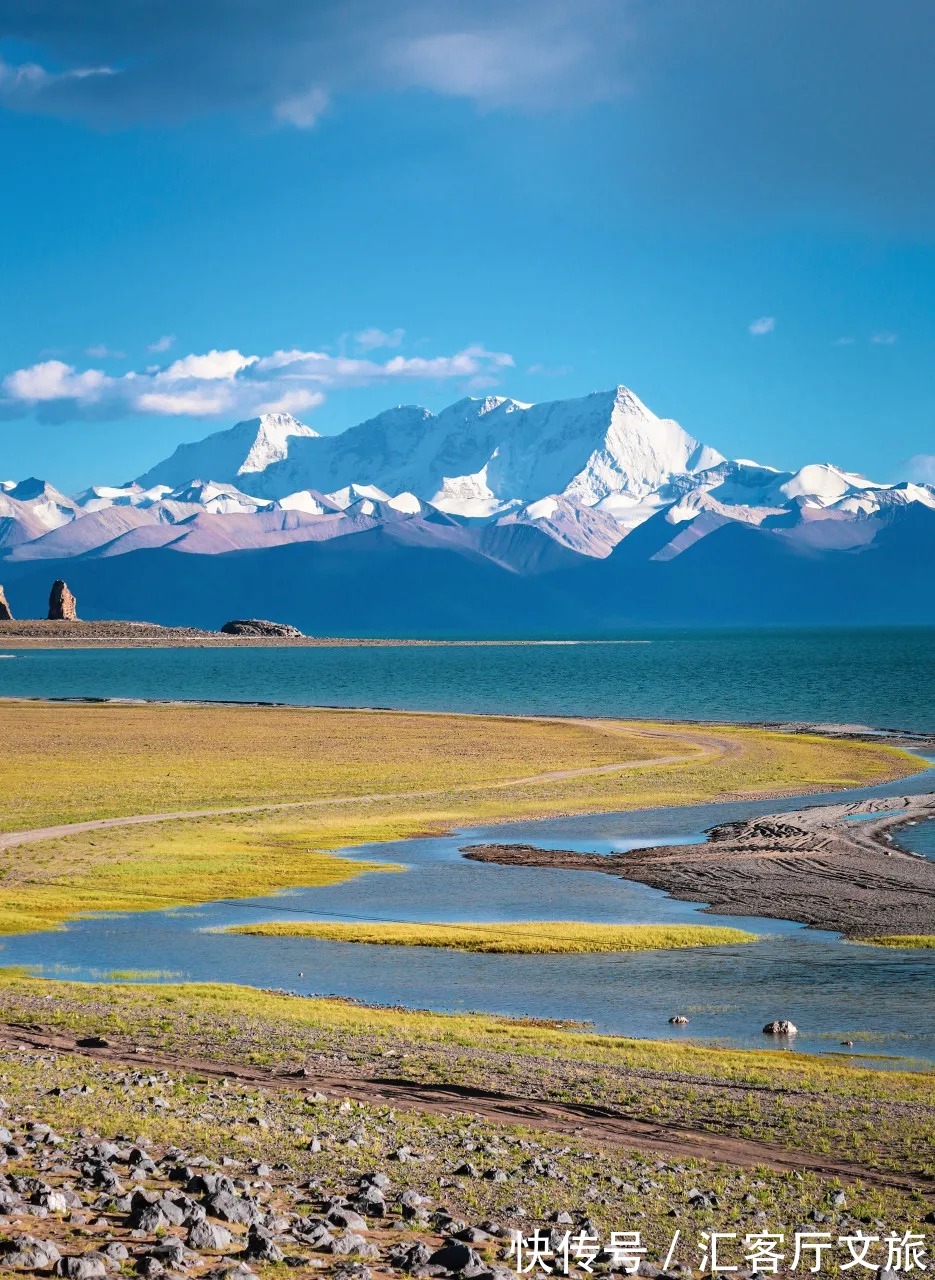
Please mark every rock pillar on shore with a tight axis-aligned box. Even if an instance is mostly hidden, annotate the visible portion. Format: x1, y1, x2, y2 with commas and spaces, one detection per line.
48, 580, 78, 621
0, 585, 12, 621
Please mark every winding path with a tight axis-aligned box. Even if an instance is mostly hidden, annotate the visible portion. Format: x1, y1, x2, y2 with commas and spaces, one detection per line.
0, 719, 735, 853
0, 1021, 930, 1194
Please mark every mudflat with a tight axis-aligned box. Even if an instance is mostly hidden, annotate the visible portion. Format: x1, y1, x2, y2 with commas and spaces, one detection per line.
463, 792, 935, 938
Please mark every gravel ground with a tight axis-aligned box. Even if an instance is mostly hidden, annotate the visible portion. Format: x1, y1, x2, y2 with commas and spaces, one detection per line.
0, 1041, 931, 1280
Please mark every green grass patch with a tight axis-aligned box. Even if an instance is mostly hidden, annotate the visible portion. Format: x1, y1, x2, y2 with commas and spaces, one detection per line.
860, 935, 935, 949
223, 919, 758, 953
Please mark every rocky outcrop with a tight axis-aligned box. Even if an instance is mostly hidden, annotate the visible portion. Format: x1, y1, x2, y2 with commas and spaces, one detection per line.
762, 1020, 798, 1036
220, 618, 303, 637
48, 580, 78, 621
0, 585, 12, 621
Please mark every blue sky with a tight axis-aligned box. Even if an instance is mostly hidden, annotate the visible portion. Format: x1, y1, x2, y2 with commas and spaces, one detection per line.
0, 0, 933, 491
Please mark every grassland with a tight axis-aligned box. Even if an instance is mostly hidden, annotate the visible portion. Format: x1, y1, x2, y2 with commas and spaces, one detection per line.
0, 970, 932, 1184
0, 698, 921, 936
223, 919, 758, 953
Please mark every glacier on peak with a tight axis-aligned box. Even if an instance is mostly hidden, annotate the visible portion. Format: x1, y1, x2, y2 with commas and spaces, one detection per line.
137, 411, 319, 491
4, 382, 934, 578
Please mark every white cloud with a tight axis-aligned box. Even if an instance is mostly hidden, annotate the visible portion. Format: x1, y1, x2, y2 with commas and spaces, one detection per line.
870, 331, 898, 345
162, 349, 257, 380
3, 359, 110, 403
85, 344, 125, 359
147, 334, 176, 353
0, 341, 516, 422
906, 454, 935, 483
274, 85, 329, 128
135, 389, 231, 416
354, 327, 405, 352
257, 389, 327, 416
748, 316, 776, 336
832, 336, 856, 346
0, 54, 113, 107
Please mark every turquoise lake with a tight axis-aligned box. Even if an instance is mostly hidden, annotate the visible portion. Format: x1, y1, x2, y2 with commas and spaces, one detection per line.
1, 626, 934, 732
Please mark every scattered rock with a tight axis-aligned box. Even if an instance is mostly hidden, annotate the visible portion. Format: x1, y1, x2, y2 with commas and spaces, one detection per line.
220, 619, 303, 637
188, 1220, 233, 1250
53, 1255, 108, 1278
762, 1020, 798, 1036
48, 580, 78, 621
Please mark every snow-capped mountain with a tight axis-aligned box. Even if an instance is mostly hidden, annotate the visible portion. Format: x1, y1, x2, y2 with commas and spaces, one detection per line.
2, 383, 934, 630
137, 412, 319, 491
185, 387, 725, 517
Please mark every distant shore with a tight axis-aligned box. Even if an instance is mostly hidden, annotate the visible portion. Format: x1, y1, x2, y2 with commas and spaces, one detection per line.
0, 620, 628, 648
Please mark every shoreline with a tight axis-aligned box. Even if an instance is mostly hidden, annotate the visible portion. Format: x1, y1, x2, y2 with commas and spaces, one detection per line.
463, 791, 935, 939
0, 620, 639, 648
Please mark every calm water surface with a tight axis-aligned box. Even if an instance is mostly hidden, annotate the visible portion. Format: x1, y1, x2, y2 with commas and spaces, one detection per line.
1, 626, 934, 731
2, 630, 934, 1064
3, 766, 934, 1064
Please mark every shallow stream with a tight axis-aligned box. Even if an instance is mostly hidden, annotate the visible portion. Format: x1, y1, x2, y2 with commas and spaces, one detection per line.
4, 765, 934, 1065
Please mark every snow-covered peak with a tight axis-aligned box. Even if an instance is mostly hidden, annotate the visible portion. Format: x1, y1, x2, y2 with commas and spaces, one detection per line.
238, 412, 320, 474
387, 491, 424, 515
136, 412, 317, 490
779, 463, 883, 508
75, 483, 175, 512
325, 483, 391, 510
276, 490, 334, 515
165, 480, 274, 514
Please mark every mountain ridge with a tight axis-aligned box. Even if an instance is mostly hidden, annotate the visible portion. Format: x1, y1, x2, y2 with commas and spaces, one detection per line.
3, 382, 934, 630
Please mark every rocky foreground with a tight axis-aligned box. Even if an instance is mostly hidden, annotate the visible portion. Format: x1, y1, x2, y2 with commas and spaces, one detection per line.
464, 793, 935, 938
0, 1031, 932, 1280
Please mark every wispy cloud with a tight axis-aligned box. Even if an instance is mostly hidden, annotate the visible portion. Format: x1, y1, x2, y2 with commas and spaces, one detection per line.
748, 316, 776, 336
832, 336, 856, 346
147, 334, 176, 354
0, 52, 114, 111
870, 331, 898, 345
0, 0, 629, 127
906, 455, 935, 484
85, 344, 126, 359
0, 342, 515, 423
274, 85, 329, 129
354, 327, 405, 353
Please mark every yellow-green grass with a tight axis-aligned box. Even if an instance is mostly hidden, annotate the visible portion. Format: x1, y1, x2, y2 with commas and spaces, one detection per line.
0, 699, 921, 937
223, 919, 757, 953
0, 699, 689, 828
0, 970, 932, 1178
861, 935, 935, 949
1, 968, 930, 1097
0, 699, 918, 830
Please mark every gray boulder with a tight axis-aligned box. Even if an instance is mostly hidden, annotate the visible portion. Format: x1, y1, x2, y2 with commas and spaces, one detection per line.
188, 1220, 234, 1250
220, 619, 303, 637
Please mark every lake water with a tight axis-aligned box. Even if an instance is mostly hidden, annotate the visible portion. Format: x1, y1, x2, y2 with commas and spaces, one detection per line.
2, 628, 934, 1065
3, 762, 934, 1065
1, 626, 934, 732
